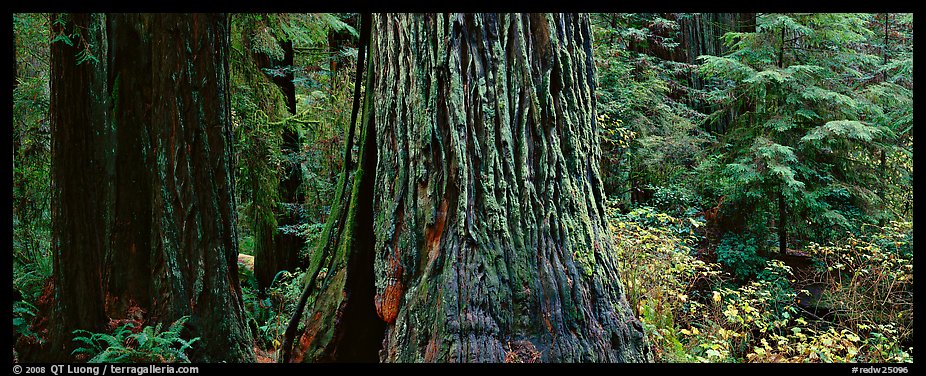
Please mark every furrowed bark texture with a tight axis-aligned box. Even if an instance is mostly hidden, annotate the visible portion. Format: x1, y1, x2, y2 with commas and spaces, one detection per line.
371, 12, 648, 363
46, 13, 111, 362
292, 13, 650, 363
41, 13, 254, 363
144, 14, 254, 362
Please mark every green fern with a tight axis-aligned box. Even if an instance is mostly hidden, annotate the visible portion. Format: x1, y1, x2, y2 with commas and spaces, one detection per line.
13, 301, 42, 344
71, 316, 199, 363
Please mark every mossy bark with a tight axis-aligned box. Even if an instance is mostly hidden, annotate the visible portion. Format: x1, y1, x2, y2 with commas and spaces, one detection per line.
230, 16, 302, 292
291, 13, 650, 363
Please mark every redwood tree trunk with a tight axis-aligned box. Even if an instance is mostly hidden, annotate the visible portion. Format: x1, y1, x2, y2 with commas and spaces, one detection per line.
45, 12, 111, 362
291, 13, 649, 363
44, 13, 254, 363
105, 13, 153, 318
142, 14, 254, 362
778, 187, 787, 255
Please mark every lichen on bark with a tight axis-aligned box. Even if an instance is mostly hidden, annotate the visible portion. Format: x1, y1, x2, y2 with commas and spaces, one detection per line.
291, 13, 650, 363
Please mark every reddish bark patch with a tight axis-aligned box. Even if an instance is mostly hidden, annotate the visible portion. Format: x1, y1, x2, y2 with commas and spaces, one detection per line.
292, 311, 322, 363
376, 205, 409, 325
423, 336, 440, 362
254, 347, 275, 363
424, 198, 449, 267
375, 252, 405, 324
377, 282, 404, 325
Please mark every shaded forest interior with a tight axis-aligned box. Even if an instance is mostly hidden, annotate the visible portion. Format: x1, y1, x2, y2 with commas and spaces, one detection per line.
12, 13, 913, 363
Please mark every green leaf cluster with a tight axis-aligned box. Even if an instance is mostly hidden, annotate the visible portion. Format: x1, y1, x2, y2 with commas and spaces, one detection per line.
71, 317, 199, 363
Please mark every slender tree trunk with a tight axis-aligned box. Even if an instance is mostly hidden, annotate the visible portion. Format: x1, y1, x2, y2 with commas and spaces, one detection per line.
883, 13, 890, 83
778, 27, 786, 69
45, 13, 111, 362
276, 39, 307, 273
290, 13, 649, 363
877, 13, 889, 226
266, 40, 297, 114
237, 22, 303, 292
776, 23, 788, 256
257, 37, 304, 290
778, 187, 787, 255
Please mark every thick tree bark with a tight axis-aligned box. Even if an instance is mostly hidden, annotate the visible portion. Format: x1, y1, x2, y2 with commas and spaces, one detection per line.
42, 13, 254, 362
142, 14, 254, 362
290, 13, 649, 363
45, 13, 112, 362
104, 13, 153, 318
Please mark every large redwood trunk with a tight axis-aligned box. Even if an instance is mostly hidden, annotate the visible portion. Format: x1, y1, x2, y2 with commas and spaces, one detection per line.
105, 13, 153, 318
39, 13, 255, 363
289, 13, 649, 363
45, 13, 111, 362
138, 14, 254, 362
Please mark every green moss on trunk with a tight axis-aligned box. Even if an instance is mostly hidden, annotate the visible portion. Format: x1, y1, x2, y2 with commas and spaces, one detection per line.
291, 13, 650, 363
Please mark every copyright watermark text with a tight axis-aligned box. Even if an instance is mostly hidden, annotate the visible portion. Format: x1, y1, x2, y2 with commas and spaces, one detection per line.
13, 365, 199, 375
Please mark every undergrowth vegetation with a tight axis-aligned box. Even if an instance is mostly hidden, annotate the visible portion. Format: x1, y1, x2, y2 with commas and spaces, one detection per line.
609, 201, 913, 363
70, 317, 199, 363
240, 265, 307, 361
